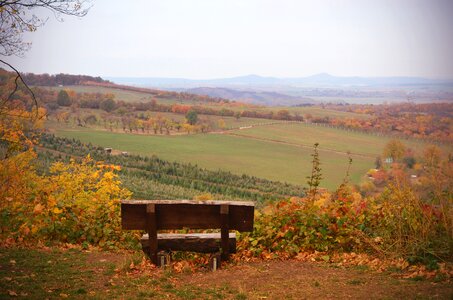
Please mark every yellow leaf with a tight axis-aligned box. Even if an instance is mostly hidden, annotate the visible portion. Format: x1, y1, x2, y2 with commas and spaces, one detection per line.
53, 207, 63, 214
314, 197, 326, 207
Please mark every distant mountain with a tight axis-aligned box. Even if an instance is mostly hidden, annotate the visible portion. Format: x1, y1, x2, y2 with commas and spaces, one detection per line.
177, 87, 316, 106
106, 73, 453, 88
105, 73, 453, 105
293, 73, 453, 87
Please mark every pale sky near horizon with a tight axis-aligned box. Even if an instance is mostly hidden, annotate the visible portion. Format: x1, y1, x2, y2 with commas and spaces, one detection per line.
6, 0, 453, 79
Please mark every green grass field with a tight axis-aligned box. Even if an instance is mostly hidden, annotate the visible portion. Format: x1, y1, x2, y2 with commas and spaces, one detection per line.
194, 104, 372, 120
54, 126, 374, 190
229, 123, 435, 157
260, 106, 372, 120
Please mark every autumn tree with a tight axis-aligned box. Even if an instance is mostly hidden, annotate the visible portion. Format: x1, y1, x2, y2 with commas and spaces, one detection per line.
383, 139, 406, 162
423, 145, 442, 168
100, 98, 116, 112
218, 119, 226, 129
57, 90, 72, 106
185, 110, 198, 125
276, 109, 290, 120
83, 114, 97, 126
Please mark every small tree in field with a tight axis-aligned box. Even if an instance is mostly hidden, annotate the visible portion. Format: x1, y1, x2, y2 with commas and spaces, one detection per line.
185, 110, 198, 125
100, 98, 116, 112
383, 139, 406, 162
305, 143, 322, 201
57, 90, 72, 107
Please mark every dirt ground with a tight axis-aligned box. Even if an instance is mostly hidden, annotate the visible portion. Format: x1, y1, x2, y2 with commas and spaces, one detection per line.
181, 260, 453, 300
1, 248, 452, 299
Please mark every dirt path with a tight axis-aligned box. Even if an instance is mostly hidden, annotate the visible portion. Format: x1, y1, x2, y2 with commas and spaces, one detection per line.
182, 260, 452, 299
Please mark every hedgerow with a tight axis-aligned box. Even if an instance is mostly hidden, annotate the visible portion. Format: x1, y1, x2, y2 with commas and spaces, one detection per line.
239, 183, 452, 263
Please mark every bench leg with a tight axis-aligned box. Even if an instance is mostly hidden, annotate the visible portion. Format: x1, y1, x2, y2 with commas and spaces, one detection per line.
147, 204, 158, 265
210, 252, 221, 271
157, 251, 170, 267
220, 204, 230, 262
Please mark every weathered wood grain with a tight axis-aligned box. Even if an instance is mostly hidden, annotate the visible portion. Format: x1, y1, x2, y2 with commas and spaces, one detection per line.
146, 204, 158, 264
121, 199, 254, 206
141, 233, 237, 253
121, 202, 254, 231
221, 204, 230, 261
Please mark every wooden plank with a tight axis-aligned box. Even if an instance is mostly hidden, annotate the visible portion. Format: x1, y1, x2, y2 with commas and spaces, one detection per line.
121, 203, 254, 231
121, 199, 254, 206
141, 233, 237, 253
146, 204, 158, 265
220, 204, 230, 261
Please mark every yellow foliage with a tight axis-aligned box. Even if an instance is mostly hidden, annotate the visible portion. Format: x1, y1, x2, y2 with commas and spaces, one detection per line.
0, 149, 137, 249
314, 191, 331, 208
0, 106, 46, 153
193, 193, 213, 201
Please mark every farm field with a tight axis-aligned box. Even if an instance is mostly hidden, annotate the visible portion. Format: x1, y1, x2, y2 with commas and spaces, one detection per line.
42, 85, 254, 108
131, 112, 268, 128
43, 85, 209, 106
46, 109, 273, 130
44, 85, 155, 103
54, 125, 374, 190
229, 123, 438, 157
259, 105, 372, 120
308, 96, 404, 105
43, 85, 373, 120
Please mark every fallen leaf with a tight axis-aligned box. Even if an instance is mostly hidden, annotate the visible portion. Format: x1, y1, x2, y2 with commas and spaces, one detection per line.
8, 290, 18, 297
33, 203, 44, 214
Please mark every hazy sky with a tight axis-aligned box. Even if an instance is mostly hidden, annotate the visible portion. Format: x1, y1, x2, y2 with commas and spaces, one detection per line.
7, 0, 453, 79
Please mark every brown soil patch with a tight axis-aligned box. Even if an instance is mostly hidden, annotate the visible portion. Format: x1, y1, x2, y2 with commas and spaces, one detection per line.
181, 260, 453, 299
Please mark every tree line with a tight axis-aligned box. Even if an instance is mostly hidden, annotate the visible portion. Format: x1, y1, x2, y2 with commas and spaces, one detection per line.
22, 72, 108, 86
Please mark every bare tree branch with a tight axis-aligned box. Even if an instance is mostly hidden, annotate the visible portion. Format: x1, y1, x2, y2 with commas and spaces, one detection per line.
0, 0, 91, 111
0, 58, 38, 114
0, 0, 91, 56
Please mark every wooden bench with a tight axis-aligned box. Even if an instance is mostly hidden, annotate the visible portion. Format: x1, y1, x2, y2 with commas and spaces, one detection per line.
121, 200, 254, 268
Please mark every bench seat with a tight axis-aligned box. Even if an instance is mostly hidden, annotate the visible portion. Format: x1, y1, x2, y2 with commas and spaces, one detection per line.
141, 232, 237, 253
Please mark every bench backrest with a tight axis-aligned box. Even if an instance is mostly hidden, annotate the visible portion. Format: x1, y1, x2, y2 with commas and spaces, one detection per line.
121, 200, 254, 232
